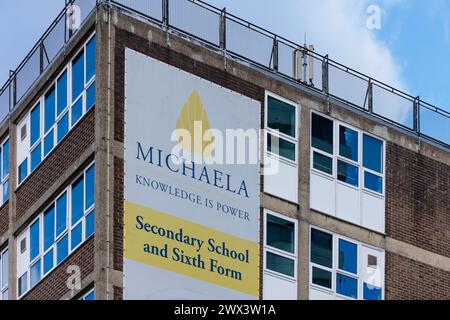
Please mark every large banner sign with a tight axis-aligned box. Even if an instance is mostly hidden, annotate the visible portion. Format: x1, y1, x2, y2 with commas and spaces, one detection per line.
124, 49, 261, 299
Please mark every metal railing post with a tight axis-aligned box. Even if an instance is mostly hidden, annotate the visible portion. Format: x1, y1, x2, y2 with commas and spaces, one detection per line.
272, 37, 278, 72
9, 70, 16, 109
39, 41, 44, 74
413, 96, 420, 133
162, 0, 169, 28
322, 55, 329, 94
367, 79, 373, 112
219, 8, 226, 50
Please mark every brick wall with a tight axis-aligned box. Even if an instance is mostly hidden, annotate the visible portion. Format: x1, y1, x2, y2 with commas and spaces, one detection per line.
15, 109, 95, 220
386, 142, 450, 257
385, 252, 450, 300
0, 202, 8, 237
22, 237, 95, 300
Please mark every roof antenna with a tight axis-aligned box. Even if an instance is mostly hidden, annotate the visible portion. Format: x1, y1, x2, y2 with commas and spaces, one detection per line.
303, 33, 308, 83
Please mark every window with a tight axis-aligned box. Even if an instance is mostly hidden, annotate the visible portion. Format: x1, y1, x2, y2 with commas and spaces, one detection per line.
17, 34, 96, 186
264, 211, 297, 279
265, 94, 298, 163
17, 163, 95, 298
310, 112, 384, 194
0, 248, 8, 300
309, 227, 384, 300
0, 138, 9, 205
80, 288, 94, 301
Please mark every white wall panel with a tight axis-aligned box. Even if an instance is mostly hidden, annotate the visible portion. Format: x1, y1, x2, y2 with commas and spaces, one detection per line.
310, 172, 334, 216
263, 273, 297, 300
264, 155, 298, 203
336, 183, 360, 225
361, 192, 385, 233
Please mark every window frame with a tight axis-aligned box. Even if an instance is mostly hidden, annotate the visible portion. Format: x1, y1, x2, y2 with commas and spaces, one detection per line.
0, 247, 8, 300
263, 210, 298, 281
264, 92, 299, 166
0, 137, 10, 206
310, 111, 385, 196
17, 32, 96, 187
79, 287, 95, 300
308, 226, 385, 300
17, 162, 95, 299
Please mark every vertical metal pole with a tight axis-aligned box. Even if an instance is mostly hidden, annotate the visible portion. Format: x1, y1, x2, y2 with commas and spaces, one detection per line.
39, 41, 44, 74
272, 37, 278, 72
367, 79, 373, 112
219, 8, 226, 50
162, 0, 169, 28
413, 96, 420, 133
10, 70, 16, 109
322, 55, 329, 94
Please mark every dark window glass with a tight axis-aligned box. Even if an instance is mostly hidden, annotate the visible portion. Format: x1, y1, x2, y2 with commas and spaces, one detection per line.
30, 219, 40, 261
336, 273, 358, 299
86, 210, 95, 238
30, 104, 41, 147
312, 113, 333, 154
86, 36, 96, 81
57, 71, 68, 116
18, 160, 28, 184
57, 235, 68, 264
267, 134, 296, 161
266, 252, 294, 277
31, 144, 41, 172
2, 139, 9, 180
311, 228, 332, 268
56, 193, 67, 237
267, 96, 296, 137
312, 267, 332, 289
86, 82, 95, 110
313, 152, 333, 175
57, 113, 69, 143
363, 283, 382, 300
266, 214, 295, 254
337, 160, 359, 187
72, 51, 85, 101
71, 177, 84, 225
2, 179, 9, 202
338, 239, 357, 274
364, 172, 383, 193
85, 165, 95, 210
18, 272, 28, 297
2, 250, 8, 288
30, 259, 41, 288
71, 98, 83, 126
43, 249, 53, 275
71, 223, 82, 250
339, 126, 358, 162
44, 87, 55, 133
363, 134, 383, 173
44, 206, 55, 251
43, 130, 54, 157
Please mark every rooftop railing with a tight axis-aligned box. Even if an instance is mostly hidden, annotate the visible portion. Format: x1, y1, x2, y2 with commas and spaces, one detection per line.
1, 0, 449, 149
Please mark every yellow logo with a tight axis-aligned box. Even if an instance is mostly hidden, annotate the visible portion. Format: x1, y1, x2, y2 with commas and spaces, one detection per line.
176, 90, 214, 157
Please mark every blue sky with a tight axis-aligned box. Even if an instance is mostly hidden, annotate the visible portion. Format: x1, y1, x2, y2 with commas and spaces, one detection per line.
0, 0, 448, 141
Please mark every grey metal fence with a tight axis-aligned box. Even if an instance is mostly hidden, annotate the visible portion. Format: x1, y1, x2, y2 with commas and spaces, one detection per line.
1, 0, 449, 148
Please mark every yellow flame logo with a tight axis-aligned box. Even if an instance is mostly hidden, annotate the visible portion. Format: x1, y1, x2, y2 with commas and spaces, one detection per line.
176, 90, 214, 157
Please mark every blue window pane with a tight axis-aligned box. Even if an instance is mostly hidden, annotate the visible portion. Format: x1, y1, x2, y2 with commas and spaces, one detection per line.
363, 283, 382, 300
57, 113, 69, 143
44, 87, 56, 133
312, 267, 332, 289
364, 172, 383, 194
85, 165, 95, 210
71, 177, 84, 225
311, 228, 333, 268
267, 133, 296, 162
44, 130, 54, 157
336, 273, 358, 299
31, 144, 41, 172
44, 205, 55, 251
30, 260, 41, 288
3, 179, 9, 202
30, 219, 40, 261
337, 161, 359, 187
266, 252, 295, 277
338, 239, 357, 274
86, 82, 95, 111
339, 126, 358, 162
18, 159, 28, 184
30, 104, 41, 147
57, 71, 68, 116
363, 134, 383, 173
71, 98, 83, 126
85, 210, 95, 238
266, 214, 294, 254
2, 139, 9, 180
56, 193, 67, 237
18, 272, 28, 297
71, 223, 83, 250
86, 35, 96, 81
84, 291, 95, 301
72, 51, 85, 101
57, 235, 69, 264
313, 152, 333, 175
0, 149, 2, 180
43, 249, 54, 275
2, 249, 8, 288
